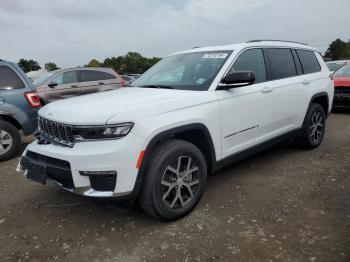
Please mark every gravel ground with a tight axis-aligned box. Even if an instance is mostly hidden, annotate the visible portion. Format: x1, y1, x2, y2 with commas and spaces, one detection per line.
0, 112, 349, 262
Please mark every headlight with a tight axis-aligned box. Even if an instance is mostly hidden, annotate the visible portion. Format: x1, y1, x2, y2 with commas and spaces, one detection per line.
73, 123, 134, 141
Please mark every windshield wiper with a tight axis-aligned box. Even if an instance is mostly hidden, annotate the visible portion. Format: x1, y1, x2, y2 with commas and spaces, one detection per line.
139, 85, 174, 89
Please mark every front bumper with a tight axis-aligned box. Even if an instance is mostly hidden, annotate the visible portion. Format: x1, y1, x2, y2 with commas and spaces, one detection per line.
17, 133, 145, 198
333, 89, 350, 108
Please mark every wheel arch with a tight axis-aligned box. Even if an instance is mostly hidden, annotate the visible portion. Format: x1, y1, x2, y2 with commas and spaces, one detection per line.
0, 113, 22, 130
131, 123, 216, 199
309, 92, 329, 117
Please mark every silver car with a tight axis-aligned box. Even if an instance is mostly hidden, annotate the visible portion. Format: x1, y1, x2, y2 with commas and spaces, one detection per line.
33, 67, 123, 104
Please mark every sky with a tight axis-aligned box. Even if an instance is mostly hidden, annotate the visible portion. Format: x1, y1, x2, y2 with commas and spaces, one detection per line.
0, 0, 349, 68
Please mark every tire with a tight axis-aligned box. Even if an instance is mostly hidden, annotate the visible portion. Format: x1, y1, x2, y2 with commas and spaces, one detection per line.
0, 120, 21, 161
139, 139, 207, 221
298, 103, 326, 149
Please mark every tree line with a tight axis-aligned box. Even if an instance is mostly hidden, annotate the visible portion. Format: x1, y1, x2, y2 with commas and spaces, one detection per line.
16, 38, 350, 74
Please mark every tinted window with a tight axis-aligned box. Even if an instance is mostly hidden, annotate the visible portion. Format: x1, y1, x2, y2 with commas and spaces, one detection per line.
296, 50, 321, 74
0, 66, 25, 90
51, 71, 78, 85
99, 71, 115, 80
229, 49, 266, 83
80, 70, 116, 82
266, 48, 297, 80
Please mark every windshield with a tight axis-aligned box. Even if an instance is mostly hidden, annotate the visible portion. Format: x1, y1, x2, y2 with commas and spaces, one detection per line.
131, 51, 232, 91
334, 64, 350, 77
327, 62, 346, 72
32, 71, 56, 86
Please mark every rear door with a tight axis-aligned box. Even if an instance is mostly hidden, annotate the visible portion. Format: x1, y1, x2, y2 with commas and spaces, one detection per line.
46, 70, 79, 102
263, 48, 306, 134
78, 70, 119, 95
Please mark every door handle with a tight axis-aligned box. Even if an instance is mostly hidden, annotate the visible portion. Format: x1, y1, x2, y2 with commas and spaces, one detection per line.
302, 79, 310, 85
71, 84, 79, 88
98, 82, 105, 85
261, 86, 273, 93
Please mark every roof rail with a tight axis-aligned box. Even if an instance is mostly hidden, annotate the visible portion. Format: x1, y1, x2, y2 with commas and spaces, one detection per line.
247, 40, 308, 46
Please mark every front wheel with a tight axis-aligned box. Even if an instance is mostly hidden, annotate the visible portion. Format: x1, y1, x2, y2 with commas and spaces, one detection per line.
298, 103, 326, 149
139, 139, 207, 221
0, 120, 21, 161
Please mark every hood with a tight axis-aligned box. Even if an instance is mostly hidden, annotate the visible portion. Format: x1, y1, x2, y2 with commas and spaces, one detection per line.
39, 87, 215, 125
334, 77, 350, 87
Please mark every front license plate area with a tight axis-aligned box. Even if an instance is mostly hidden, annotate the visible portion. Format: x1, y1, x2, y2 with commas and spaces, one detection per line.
26, 162, 47, 185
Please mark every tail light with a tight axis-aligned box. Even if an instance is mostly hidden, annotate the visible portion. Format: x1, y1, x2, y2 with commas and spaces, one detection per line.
24, 91, 41, 108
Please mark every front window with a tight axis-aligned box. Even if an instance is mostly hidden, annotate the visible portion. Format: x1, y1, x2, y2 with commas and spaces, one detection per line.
32, 71, 56, 86
334, 64, 350, 77
131, 51, 232, 91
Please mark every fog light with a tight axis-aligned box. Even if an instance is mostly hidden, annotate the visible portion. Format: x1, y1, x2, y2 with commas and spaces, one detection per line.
80, 170, 117, 176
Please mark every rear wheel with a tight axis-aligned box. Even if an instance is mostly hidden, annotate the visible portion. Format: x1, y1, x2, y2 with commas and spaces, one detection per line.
0, 120, 21, 161
139, 139, 207, 221
298, 103, 326, 149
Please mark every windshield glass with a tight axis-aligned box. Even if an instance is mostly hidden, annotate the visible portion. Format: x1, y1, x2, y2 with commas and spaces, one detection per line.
334, 64, 350, 77
131, 51, 232, 91
327, 62, 346, 72
32, 71, 56, 86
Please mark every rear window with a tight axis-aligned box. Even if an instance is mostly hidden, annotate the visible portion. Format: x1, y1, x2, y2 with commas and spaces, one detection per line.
80, 70, 116, 82
296, 50, 321, 74
0, 66, 25, 90
265, 48, 297, 80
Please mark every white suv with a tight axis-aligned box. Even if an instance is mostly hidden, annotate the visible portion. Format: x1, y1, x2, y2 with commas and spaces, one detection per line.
18, 41, 334, 220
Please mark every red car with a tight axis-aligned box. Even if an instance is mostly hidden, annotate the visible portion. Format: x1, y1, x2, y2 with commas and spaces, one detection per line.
333, 64, 350, 108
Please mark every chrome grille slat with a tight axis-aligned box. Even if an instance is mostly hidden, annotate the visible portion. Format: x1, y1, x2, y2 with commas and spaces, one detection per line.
37, 116, 74, 147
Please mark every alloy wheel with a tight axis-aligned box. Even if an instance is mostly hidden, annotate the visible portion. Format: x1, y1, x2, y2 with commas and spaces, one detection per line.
160, 156, 200, 209
0, 130, 13, 155
309, 111, 324, 143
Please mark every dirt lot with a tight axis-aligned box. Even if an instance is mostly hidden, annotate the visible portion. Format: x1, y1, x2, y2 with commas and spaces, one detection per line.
0, 112, 349, 262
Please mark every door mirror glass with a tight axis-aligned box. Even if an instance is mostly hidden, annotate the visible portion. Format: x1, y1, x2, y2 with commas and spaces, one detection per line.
218, 71, 255, 90
48, 82, 58, 88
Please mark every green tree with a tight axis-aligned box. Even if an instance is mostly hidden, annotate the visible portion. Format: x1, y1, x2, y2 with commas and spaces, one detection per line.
86, 59, 102, 67
101, 52, 160, 74
45, 62, 59, 71
340, 45, 350, 59
18, 59, 41, 73
324, 39, 348, 60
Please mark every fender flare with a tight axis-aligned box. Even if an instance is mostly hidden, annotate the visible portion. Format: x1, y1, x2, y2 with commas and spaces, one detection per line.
127, 123, 216, 200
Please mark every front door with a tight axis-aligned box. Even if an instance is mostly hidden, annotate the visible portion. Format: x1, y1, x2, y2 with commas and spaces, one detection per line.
216, 48, 276, 158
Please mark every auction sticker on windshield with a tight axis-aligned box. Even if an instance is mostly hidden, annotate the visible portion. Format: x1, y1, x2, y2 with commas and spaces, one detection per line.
203, 53, 228, 59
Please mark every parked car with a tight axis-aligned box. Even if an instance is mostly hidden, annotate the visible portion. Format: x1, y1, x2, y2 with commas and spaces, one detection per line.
0, 60, 41, 161
33, 67, 124, 104
326, 60, 350, 73
18, 40, 333, 220
332, 63, 350, 108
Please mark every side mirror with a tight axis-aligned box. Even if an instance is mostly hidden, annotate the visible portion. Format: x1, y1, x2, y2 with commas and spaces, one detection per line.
48, 82, 58, 88
218, 71, 255, 90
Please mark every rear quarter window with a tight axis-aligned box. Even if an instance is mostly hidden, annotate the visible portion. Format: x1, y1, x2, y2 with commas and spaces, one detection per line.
265, 48, 297, 80
296, 50, 321, 74
0, 66, 25, 90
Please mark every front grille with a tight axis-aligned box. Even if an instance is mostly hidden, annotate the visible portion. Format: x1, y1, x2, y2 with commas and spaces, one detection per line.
38, 116, 75, 147
334, 87, 350, 95
24, 151, 74, 188
89, 175, 116, 192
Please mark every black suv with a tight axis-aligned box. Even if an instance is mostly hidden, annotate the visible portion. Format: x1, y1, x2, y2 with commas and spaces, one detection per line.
0, 60, 41, 161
